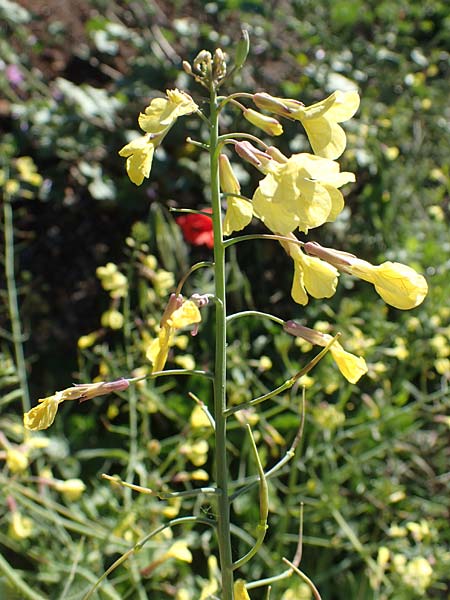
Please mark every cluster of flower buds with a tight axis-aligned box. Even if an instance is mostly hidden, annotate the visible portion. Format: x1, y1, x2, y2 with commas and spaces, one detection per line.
183, 48, 228, 89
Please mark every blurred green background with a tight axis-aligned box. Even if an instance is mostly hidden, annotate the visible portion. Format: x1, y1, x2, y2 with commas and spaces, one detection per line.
1, 1, 449, 598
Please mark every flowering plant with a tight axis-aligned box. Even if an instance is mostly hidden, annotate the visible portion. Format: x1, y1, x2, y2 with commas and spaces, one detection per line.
23, 32, 428, 599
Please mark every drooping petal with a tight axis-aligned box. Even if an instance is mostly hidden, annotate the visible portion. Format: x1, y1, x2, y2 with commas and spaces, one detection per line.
170, 300, 201, 329
24, 395, 61, 431
328, 340, 368, 383
119, 134, 155, 185
223, 197, 253, 236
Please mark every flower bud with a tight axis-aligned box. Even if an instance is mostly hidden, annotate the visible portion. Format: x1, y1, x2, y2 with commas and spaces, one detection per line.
243, 109, 283, 136
212, 48, 227, 82
253, 92, 304, 117
234, 29, 250, 70
234, 141, 273, 171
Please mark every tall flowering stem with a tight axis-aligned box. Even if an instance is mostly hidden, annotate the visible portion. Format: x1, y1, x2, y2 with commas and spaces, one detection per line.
209, 85, 234, 599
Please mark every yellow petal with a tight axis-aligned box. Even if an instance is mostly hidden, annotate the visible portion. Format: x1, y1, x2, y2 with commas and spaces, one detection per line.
24, 396, 61, 431
234, 580, 251, 600
301, 118, 347, 160
243, 108, 283, 136
147, 327, 171, 373
219, 154, 241, 196
223, 197, 253, 236
329, 341, 368, 383
301, 253, 339, 299
165, 540, 192, 563
253, 187, 299, 234
119, 135, 155, 185
350, 261, 428, 310
138, 90, 197, 133
170, 300, 201, 329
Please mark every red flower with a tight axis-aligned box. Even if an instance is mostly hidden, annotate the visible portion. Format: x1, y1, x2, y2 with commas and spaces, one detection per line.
176, 209, 214, 249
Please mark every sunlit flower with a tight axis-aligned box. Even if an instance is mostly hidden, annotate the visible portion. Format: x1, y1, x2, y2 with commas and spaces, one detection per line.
284, 321, 368, 383
253, 90, 360, 159
146, 294, 201, 372
119, 133, 156, 185
9, 512, 33, 540
252, 153, 355, 235
400, 557, 433, 593
279, 234, 339, 305
101, 309, 124, 330
219, 154, 253, 235
24, 379, 130, 431
55, 478, 86, 501
164, 540, 193, 563
96, 262, 128, 298
180, 439, 209, 466
6, 448, 29, 473
176, 210, 214, 249
304, 242, 428, 310
312, 402, 345, 430
119, 89, 198, 185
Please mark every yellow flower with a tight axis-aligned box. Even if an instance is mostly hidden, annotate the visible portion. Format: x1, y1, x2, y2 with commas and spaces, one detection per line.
180, 439, 209, 466
55, 478, 86, 501
304, 242, 428, 310
401, 557, 433, 593
15, 156, 43, 187
9, 512, 33, 540
119, 89, 198, 185
164, 540, 193, 563
252, 153, 355, 235
219, 153, 253, 236
101, 309, 124, 329
254, 90, 360, 159
96, 262, 128, 298
284, 321, 368, 383
234, 580, 251, 600
138, 89, 198, 134
119, 134, 156, 185
6, 448, 29, 473
24, 379, 130, 431
146, 294, 201, 372
279, 234, 339, 305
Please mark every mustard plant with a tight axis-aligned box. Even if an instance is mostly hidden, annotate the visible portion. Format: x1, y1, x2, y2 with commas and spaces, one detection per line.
23, 33, 428, 599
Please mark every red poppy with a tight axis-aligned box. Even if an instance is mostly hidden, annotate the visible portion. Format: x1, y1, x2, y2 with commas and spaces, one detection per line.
176, 209, 214, 249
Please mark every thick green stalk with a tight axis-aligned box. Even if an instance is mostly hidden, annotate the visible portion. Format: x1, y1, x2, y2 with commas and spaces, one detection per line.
3, 197, 30, 412
210, 87, 234, 599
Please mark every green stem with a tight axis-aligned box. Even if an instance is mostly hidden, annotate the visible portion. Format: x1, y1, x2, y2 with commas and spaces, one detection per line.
3, 196, 30, 412
210, 86, 234, 599
0, 552, 47, 600
227, 310, 285, 327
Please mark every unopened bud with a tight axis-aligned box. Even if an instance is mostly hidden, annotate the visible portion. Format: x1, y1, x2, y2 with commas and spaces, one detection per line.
219, 154, 241, 195
212, 48, 227, 82
253, 92, 304, 117
193, 50, 212, 76
243, 109, 283, 136
182, 60, 193, 75
234, 30, 250, 70
234, 141, 273, 171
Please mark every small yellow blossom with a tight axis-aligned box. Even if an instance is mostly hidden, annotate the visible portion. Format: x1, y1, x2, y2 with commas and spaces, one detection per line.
377, 546, 390, 567
15, 156, 43, 187
279, 234, 339, 305
164, 540, 192, 563
24, 379, 130, 431
153, 269, 175, 297
199, 555, 219, 599
119, 89, 198, 185
96, 263, 128, 298
219, 154, 253, 236
253, 90, 360, 159
162, 497, 182, 519
180, 439, 209, 466
401, 557, 433, 593
6, 448, 29, 473
190, 405, 212, 429
78, 331, 100, 349
312, 402, 345, 431
284, 321, 368, 383
101, 309, 124, 330
9, 512, 33, 540
174, 354, 196, 370
146, 294, 201, 373
191, 469, 209, 481
305, 242, 428, 310
55, 478, 86, 501
253, 153, 355, 235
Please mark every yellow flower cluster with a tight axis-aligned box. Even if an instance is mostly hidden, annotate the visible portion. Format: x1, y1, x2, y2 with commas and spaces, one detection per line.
119, 89, 198, 185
